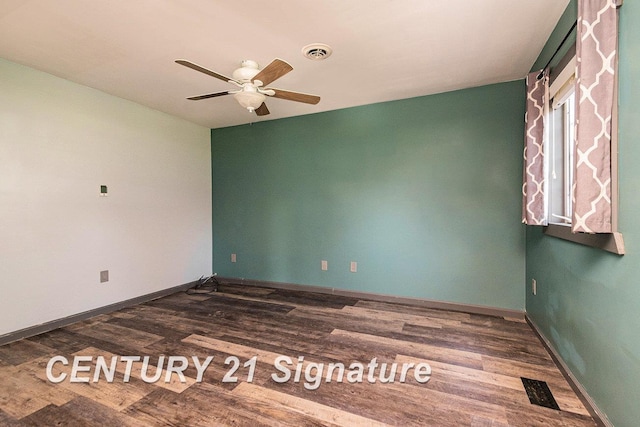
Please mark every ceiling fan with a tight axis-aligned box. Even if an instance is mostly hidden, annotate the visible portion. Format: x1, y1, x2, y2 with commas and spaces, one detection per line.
175, 58, 320, 116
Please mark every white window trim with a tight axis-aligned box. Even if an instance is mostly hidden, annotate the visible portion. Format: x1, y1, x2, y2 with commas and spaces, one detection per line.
546, 55, 576, 228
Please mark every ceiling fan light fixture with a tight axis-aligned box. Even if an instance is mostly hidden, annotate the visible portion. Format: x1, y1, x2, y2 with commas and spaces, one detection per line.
302, 43, 332, 60
233, 90, 265, 112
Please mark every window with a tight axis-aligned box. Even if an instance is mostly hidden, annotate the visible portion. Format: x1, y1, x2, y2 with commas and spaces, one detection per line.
547, 56, 576, 227
542, 51, 624, 255
523, 1, 624, 254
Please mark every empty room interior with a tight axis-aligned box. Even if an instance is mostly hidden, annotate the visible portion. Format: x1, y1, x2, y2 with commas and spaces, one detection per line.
1, 1, 639, 426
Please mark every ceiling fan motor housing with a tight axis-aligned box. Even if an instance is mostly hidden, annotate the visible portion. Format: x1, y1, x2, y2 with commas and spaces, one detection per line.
232, 60, 260, 82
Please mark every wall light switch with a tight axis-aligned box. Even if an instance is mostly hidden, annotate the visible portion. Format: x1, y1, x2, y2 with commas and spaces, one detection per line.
100, 270, 109, 283
100, 185, 108, 196
350, 261, 357, 273
321, 260, 328, 271
231, 253, 237, 263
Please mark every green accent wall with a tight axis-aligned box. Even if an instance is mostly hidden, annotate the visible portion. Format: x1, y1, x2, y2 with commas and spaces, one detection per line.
212, 81, 525, 310
526, 1, 640, 426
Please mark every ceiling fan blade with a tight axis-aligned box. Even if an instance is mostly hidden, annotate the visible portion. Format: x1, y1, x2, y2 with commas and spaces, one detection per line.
269, 88, 320, 105
175, 59, 238, 84
252, 59, 293, 86
255, 102, 270, 116
186, 91, 231, 100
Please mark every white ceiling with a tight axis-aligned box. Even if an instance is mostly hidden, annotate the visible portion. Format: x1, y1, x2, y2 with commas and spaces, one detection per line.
0, 0, 568, 129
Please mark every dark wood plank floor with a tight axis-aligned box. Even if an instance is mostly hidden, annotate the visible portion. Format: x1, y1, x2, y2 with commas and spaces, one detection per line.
0, 283, 597, 426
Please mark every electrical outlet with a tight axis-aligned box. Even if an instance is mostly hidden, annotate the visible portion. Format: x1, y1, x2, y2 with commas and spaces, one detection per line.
350, 261, 357, 273
231, 253, 237, 263
532, 278, 537, 295
321, 260, 328, 271
100, 270, 109, 283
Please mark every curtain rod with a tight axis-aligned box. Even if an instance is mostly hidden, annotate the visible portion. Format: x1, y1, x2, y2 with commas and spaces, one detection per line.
536, 21, 577, 80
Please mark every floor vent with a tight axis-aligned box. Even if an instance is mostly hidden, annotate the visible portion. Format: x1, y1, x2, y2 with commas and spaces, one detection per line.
521, 377, 560, 410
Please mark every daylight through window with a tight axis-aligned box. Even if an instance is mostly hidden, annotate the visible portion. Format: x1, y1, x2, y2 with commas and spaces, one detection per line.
547, 56, 576, 226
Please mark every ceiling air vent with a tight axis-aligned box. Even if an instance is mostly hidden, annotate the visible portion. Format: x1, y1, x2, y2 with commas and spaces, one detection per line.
302, 43, 332, 60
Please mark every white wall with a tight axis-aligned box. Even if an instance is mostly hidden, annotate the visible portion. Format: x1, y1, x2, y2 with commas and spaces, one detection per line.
0, 58, 212, 336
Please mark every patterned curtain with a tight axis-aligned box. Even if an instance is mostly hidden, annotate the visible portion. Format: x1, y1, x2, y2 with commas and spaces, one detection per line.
572, 0, 618, 233
522, 71, 548, 226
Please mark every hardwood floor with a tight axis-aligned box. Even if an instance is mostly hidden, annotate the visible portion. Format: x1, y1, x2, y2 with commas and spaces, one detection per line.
0, 283, 598, 426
